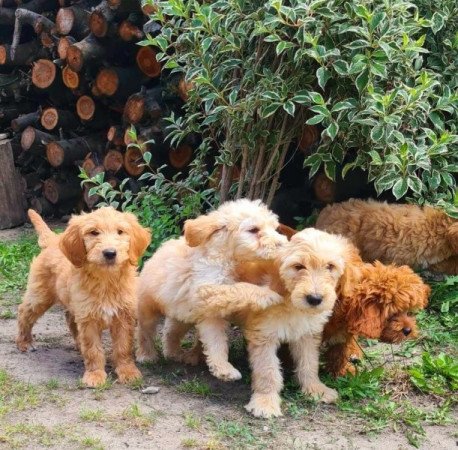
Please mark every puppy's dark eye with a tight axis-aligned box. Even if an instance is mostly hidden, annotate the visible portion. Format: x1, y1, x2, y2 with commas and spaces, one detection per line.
248, 227, 260, 234
90, 230, 99, 236
327, 263, 335, 271
294, 264, 305, 271
117, 229, 124, 235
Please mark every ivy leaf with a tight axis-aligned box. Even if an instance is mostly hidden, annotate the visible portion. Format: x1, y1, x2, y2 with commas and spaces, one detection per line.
260, 102, 281, 118
371, 125, 384, 142
325, 122, 339, 141
306, 114, 325, 125
331, 101, 354, 112
355, 68, 369, 93
310, 92, 325, 104
368, 150, 383, 165
316, 67, 331, 90
431, 12, 445, 34
324, 161, 336, 180
408, 176, 423, 195
283, 100, 296, 117
429, 112, 444, 130
393, 178, 408, 199
143, 151, 152, 165
333, 60, 349, 75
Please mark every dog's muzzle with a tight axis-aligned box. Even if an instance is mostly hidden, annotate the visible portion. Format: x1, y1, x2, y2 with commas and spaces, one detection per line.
102, 248, 117, 262
305, 294, 323, 306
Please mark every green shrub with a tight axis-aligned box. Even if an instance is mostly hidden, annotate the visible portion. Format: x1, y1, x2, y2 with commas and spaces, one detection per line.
141, 0, 458, 212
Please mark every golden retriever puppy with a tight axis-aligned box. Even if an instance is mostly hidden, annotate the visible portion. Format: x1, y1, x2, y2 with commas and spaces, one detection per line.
316, 199, 458, 273
16, 208, 151, 387
136, 199, 287, 381
196, 228, 353, 417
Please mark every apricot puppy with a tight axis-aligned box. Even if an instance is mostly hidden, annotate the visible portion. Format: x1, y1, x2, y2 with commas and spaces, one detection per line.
16, 208, 150, 387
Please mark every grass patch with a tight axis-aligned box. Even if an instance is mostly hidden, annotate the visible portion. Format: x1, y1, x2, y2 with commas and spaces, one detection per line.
122, 403, 156, 429
184, 412, 201, 430
206, 417, 259, 449
181, 437, 199, 447
0, 423, 66, 449
80, 436, 104, 449
79, 408, 105, 422
177, 377, 213, 397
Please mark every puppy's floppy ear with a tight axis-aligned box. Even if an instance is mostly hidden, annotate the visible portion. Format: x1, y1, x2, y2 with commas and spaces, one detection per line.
184, 214, 223, 247
125, 213, 151, 265
337, 244, 364, 298
59, 219, 86, 268
277, 224, 297, 241
447, 222, 458, 253
346, 300, 385, 339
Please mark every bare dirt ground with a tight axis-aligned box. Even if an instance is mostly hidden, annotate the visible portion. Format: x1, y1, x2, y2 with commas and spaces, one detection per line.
0, 225, 456, 449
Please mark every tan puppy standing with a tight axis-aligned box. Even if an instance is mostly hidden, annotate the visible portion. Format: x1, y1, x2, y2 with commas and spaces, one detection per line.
136, 199, 287, 381
16, 208, 151, 387
196, 228, 353, 417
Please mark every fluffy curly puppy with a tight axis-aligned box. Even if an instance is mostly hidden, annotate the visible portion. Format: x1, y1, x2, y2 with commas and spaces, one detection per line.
323, 261, 430, 377
196, 228, 353, 417
315, 198, 458, 273
16, 208, 151, 387
136, 199, 287, 381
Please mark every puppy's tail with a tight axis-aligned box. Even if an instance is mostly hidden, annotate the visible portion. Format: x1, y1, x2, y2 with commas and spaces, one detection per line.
28, 209, 56, 248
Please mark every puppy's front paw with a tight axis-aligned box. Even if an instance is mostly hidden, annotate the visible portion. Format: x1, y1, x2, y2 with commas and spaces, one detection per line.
116, 364, 142, 384
256, 288, 282, 310
245, 393, 282, 418
82, 370, 107, 388
210, 362, 242, 382
181, 348, 203, 366
136, 347, 159, 364
303, 383, 338, 404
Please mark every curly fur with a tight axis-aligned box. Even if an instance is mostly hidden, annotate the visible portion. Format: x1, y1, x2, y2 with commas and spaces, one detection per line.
195, 228, 354, 417
315, 198, 458, 273
16, 207, 151, 387
136, 199, 287, 382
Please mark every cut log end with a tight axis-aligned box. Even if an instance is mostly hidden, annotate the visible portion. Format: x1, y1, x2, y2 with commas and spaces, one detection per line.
76, 95, 95, 120
299, 125, 319, 152
312, 172, 336, 204
89, 10, 108, 38
32, 59, 56, 89
58, 36, 75, 59
96, 68, 119, 96
46, 142, 65, 167
178, 78, 194, 102
62, 65, 79, 89
141, 3, 157, 16
124, 94, 144, 124
66, 45, 83, 72
104, 149, 124, 172
136, 47, 160, 78
107, 125, 124, 146
0, 46, 6, 65
81, 154, 96, 173
124, 147, 144, 176
40, 32, 54, 48
56, 8, 76, 35
21, 126, 36, 151
40, 108, 59, 130
119, 20, 143, 41
169, 144, 192, 169
43, 179, 59, 204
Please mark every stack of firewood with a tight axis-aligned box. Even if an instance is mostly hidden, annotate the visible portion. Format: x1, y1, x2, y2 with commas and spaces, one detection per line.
0, 0, 195, 217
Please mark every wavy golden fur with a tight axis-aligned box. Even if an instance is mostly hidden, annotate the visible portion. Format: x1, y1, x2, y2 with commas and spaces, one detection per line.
315, 198, 458, 273
16, 207, 151, 387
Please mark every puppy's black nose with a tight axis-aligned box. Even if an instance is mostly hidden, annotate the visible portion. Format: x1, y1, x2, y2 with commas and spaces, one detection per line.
103, 249, 117, 260
402, 327, 412, 336
305, 294, 322, 306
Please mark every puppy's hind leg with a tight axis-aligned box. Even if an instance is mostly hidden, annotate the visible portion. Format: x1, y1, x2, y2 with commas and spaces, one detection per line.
16, 288, 55, 352
196, 318, 242, 382
136, 298, 161, 363
65, 311, 80, 351
162, 318, 201, 365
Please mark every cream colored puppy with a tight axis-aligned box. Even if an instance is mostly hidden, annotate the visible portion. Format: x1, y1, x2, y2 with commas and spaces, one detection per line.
136, 199, 287, 381
196, 229, 353, 417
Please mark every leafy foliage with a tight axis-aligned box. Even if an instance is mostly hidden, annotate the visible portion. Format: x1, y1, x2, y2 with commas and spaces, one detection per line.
142, 0, 458, 210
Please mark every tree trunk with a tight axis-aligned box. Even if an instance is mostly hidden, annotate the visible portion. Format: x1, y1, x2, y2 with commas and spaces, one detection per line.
135, 46, 160, 78
169, 144, 192, 169
46, 134, 104, 167
103, 149, 123, 172
21, 126, 56, 154
43, 177, 81, 204
66, 34, 106, 72
0, 138, 26, 228
10, 109, 41, 132
95, 65, 148, 100
123, 86, 162, 124
0, 40, 48, 66
40, 107, 78, 130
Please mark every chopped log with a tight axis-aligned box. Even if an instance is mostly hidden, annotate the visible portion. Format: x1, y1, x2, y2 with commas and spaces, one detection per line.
136, 46, 160, 78
103, 149, 123, 172
40, 31, 56, 49
123, 123, 160, 146
62, 65, 80, 89
46, 134, 104, 167
0, 73, 28, 102
57, 35, 76, 59
107, 0, 140, 13
89, 0, 116, 38
9, 134, 23, 159
0, 102, 38, 124
66, 34, 105, 72
210, 165, 241, 189
0, 7, 15, 26
40, 107, 78, 131
11, 109, 41, 132
76, 95, 95, 120
124, 87, 162, 124
31, 58, 56, 89
55, 1, 94, 38
0, 138, 26, 228
118, 19, 143, 41
124, 146, 144, 176
141, 2, 156, 16
298, 124, 319, 153
0, 40, 48, 66
17, 0, 60, 13
95, 66, 147, 100
107, 125, 124, 146
43, 177, 81, 204
169, 144, 192, 169
312, 171, 336, 204
178, 78, 193, 102
11, 9, 55, 61
21, 126, 56, 154
29, 195, 54, 216
81, 151, 103, 173
22, 172, 42, 190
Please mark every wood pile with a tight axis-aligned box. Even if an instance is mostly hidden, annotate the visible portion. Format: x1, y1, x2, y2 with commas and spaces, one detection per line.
0, 0, 194, 217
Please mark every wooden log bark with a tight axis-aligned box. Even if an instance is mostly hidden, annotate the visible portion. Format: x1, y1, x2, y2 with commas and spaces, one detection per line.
135, 46, 160, 78
107, 0, 140, 13
123, 86, 162, 124
312, 171, 336, 204
0, 138, 26, 228
40, 107, 78, 130
0, 40, 48, 66
29, 195, 54, 216
89, 0, 116, 37
169, 144, 192, 169
0, 102, 38, 124
21, 126, 56, 154
61, 65, 80, 89
57, 35, 76, 59
124, 146, 144, 176
11, 109, 41, 132
103, 149, 123, 172
55, 0, 98, 38
95, 66, 147, 100
16, 0, 59, 13
43, 177, 81, 204
46, 134, 104, 167
118, 18, 143, 41
66, 34, 106, 72
0, 7, 15, 26
31, 58, 56, 88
